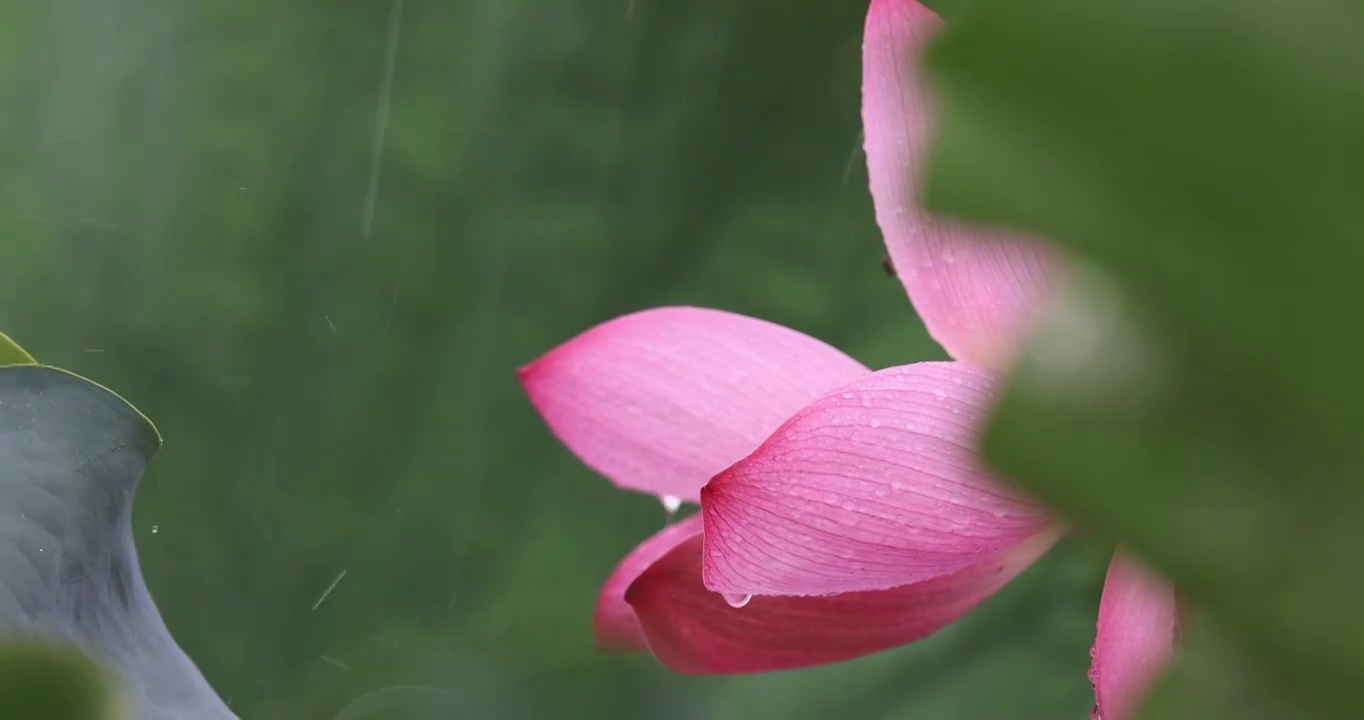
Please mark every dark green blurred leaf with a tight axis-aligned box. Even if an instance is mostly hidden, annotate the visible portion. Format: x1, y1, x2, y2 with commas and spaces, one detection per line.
0, 641, 124, 720
0, 330, 34, 365
924, 0, 1364, 715
1137, 615, 1312, 720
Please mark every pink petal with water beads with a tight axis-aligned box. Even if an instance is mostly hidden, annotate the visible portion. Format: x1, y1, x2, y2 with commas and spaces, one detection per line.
863, 0, 1059, 370
702, 362, 1052, 597
1089, 552, 1178, 720
626, 527, 1059, 674
520, 307, 868, 503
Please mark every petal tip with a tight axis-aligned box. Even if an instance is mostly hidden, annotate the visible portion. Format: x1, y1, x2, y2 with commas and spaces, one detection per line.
591, 591, 645, 654
591, 627, 645, 655
596, 517, 706, 657
1090, 553, 1178, 720
515, 351, 551, 397
517, 307, 867, 501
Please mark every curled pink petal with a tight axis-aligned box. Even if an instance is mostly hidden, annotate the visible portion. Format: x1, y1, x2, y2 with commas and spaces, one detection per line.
702, 362, 1052, 597
520, 307, 867, 502
1090, 552, 1178, 720
594, 515, 703, 652
863, 0, 1059, 369
626, 527, 1058, 674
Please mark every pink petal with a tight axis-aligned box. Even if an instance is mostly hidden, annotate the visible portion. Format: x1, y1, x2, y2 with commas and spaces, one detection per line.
702, 362, 1052, 597
862, 0, 1059, 370
594, 515, 703, 652
520, 307, 868, 502
626, 527, 1058, 674
1090, 552, 1178, 720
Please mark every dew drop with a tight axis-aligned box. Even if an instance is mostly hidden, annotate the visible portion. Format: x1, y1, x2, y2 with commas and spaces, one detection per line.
660, 495, 682, 524
151, 525, 160, 534
841, 392, 854, 400
722, 593, 752, 609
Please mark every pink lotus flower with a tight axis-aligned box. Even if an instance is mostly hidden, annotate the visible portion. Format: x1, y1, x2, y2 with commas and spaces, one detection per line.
519, 1, 1176, 717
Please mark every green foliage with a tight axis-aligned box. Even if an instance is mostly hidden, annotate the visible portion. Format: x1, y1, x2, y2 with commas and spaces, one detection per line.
0, 331, 34, 365
1138, 617, 1311, 720
0, 642, 124, 720
924, 0, 1364, 716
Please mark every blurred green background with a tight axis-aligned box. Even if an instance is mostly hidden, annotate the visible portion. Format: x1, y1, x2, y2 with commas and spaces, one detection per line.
0, 0, 1109, 717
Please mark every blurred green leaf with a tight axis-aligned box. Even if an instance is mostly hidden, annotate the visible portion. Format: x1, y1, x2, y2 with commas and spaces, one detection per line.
923, 0, 1364, 715
1137, 614, 1312, 720
0, 641, 125, 720
0, 330, 35, 365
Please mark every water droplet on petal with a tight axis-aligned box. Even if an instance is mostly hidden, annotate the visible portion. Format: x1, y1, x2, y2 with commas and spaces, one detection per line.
660, 495, 682, 523
722, 593, 752, 609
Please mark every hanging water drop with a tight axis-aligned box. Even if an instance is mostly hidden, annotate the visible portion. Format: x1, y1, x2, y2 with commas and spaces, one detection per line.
660, 495, 682, 523
722, 592, 752, 609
